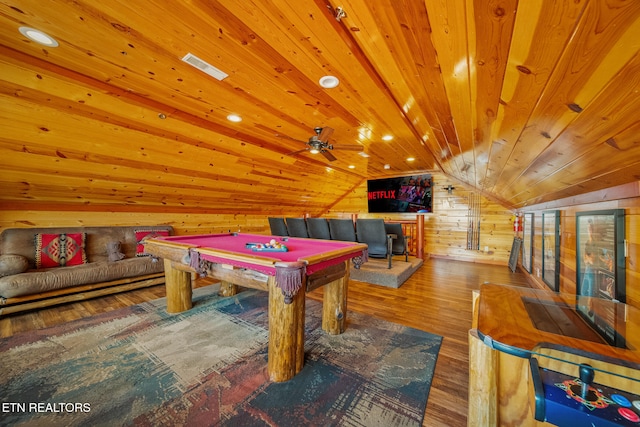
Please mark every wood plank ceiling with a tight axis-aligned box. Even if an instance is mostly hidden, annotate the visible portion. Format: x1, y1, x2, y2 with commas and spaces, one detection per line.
1, 0, 639, 214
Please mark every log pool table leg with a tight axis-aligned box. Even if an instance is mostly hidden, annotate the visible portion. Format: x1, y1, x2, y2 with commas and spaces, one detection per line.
322, 260, 349, 335
267, 274, 306, 382
218, 281, 238, 297
164, 259, 192, 313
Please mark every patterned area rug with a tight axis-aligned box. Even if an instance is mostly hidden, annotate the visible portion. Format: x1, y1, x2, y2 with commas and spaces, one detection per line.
0, 286, 442, 427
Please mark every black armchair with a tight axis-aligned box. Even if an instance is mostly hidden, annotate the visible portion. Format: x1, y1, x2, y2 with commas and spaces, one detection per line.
328, 219, 357, 242
356, 218, 393, 268
384, 222, 409, 262
285, 217, 309, 238
268, 217, 288, 236
306, 218, 331, 239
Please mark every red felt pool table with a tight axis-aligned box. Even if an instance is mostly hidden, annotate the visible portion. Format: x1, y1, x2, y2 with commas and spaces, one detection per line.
143, 232, 368, 382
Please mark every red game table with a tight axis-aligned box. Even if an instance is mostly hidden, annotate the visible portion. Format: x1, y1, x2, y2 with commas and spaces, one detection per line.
143, 232, 368, 382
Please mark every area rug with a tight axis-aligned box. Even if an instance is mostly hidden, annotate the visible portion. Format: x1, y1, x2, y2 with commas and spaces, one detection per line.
351, 256, 424, 288
0, 286, 442, 427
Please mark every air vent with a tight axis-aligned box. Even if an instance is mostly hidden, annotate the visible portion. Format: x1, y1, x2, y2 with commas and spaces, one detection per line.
181, 53, 228, 81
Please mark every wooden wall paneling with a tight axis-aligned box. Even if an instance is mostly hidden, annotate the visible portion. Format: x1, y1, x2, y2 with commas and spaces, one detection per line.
339, 0, 459, 173
379, 0, 457, 170
504, 54, 640, 207
467, 0, 518, 189
0, 211, 273, 237
308, 0, 442, 170
0, 53, 368, 213
328, 172, 516, 265
481, 0, 587, 192
423, 0, 473, 175
223, 0, 438, 171
1, 2, 640, 213
496, 1, 640, 200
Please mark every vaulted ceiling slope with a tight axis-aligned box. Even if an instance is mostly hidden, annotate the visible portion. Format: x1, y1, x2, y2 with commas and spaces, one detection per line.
1, 1, 639, 213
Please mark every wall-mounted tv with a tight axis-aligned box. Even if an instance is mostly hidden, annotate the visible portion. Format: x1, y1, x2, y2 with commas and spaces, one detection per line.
367, 174, 432, 213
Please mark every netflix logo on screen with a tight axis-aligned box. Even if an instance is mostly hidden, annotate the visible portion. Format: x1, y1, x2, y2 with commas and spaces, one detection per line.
368, 190, 396, 200
367, 174, 432, 213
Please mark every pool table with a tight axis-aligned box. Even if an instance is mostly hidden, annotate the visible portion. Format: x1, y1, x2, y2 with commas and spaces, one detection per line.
143, 232, 368, 382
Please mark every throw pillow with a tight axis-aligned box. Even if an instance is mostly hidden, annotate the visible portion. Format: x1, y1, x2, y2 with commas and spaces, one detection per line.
135, 229, 169, 257
35, 233, 87, 268
106, 241, 126, 262
0, 254, 29, 277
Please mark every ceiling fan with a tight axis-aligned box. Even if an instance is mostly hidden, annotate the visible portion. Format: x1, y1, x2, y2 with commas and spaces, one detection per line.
281, 127, 363, 162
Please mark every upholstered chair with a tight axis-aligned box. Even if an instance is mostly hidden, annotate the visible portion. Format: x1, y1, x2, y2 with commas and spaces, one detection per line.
328, 219, 357, 242
306, 218, 331, 239
268, 217, 288, 236
384, 222, 409, 262
355, 218, 393, 268
285, 217, 309, 238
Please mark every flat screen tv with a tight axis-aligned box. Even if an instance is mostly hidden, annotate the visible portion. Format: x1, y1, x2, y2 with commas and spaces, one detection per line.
367, 174, 432, 213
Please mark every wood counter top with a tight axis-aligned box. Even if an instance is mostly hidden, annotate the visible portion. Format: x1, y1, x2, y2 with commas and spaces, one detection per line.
475, 283, 640, 370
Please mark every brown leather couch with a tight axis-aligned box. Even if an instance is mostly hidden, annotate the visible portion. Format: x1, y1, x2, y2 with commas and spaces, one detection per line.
0, 225, 172, 315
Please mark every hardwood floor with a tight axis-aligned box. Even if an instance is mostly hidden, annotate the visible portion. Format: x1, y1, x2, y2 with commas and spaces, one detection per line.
311, 257, 531, 427
0, 258, 530, 426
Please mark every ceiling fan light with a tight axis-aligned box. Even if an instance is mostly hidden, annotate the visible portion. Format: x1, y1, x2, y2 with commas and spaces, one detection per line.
19, 26, 58, 47
319, 75, 339, 88
309, 148, 320, 154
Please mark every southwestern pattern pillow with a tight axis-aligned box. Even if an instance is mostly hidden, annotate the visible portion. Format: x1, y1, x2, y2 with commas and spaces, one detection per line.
135, 229, 170, 257
35, 233, 87, 268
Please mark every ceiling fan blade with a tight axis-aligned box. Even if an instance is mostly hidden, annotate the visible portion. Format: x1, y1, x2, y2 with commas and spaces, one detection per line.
318, 127, 334, 143
331, 144, 363, 151
321, 150, 337, 162
287, 148, 310, 155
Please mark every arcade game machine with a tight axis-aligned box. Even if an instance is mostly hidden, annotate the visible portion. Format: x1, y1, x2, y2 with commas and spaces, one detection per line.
469, 284, 640, 426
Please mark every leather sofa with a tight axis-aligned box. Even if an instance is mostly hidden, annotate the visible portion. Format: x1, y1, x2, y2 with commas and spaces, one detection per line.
0, 225, 173, 315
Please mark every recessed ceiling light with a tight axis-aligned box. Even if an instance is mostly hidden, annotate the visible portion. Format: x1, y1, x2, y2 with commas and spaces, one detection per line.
19, 27, 58, 47
406, 157, 415, 162
348, 165, 355, 169
382, 135, 393, 141
319, 75, 339, 88
358, 152, 369, 158
227, 114, 242, 122
384, 164, 391, 169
